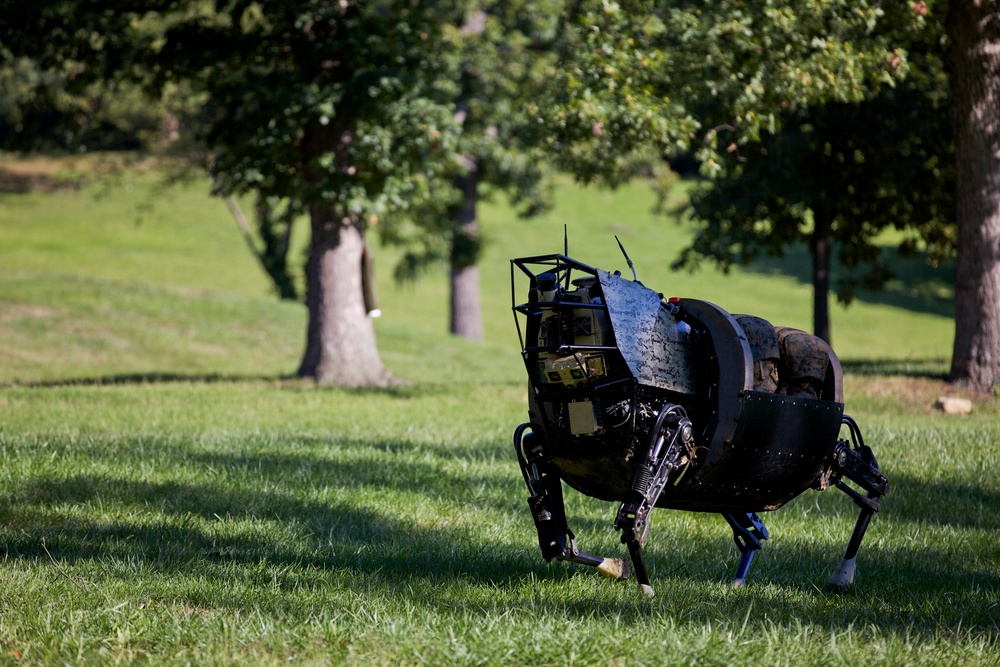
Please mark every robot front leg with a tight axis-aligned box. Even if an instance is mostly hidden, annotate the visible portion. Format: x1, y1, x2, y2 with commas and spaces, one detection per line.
614, 404, 694, 597
514, 423, 631, 581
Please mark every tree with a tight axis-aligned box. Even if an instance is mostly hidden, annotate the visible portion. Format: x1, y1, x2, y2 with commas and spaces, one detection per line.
1, 0, 466, 387
444, 4, 561, 342
665, 0, 956, 345
0, 1, 179, 151
947, 0, 1000, 391
539, 1, 922, 342
544, 1, 1000, 389
673, 1, 999, 387
675, 84, 954, 344
0, 54, 168, 153
541, 1, 915, 184
161, 1, 470, 387
386, 2, 560, 342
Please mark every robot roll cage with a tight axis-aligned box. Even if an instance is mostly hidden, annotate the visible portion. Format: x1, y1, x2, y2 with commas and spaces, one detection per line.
510, 253, 890, 596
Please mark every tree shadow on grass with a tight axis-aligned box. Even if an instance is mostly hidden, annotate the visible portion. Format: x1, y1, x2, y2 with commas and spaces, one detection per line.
554, 540, 999, 636
2, 472, 541, 587
870, 470, 1000, 532
11, 372, 289, 388
840, 358, 951, 379
10, 372, 471, 399
745, 242, 955, 320
2, 437, 997, 639
550, 470, 999, 633
9, 434, 526, 517
683, 469, 1000, 534
0, 168, 84, 193
1, 431, 540, 587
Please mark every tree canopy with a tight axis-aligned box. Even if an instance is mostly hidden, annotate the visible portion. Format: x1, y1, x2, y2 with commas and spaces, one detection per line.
540, 1, 999, 390
2, 0, 472, 386
677, 80, 954, 343
384, 2, 562, 342
669, 2, 954, 343
534, 1, 927, 344
3, 0, 997, 390
540, 1, 918, 175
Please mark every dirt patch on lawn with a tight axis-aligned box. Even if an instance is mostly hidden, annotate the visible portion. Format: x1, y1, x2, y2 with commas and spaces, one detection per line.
846, 373, 1000, 416
0, 304, 58, 323
0, 160, 85, 193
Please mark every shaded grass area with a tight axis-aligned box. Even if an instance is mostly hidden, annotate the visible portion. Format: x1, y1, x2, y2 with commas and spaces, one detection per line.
745, 240, 955, 321
842, 359, 951, 379
1, 383, 998, 665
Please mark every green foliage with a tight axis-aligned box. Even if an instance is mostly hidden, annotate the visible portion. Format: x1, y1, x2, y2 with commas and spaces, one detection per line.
677, 82, 955, 305
538, 4, 695, 184
0, 1, 151, 81
444, 2, 560, 213
0, 0, 475, 254
543, 1, 951, 338
668, 0, 923, 152
384, 2, 563, 282
0, 56, 164, 152
450, 225, 484, 268
0, 0, 178, 151
543, 1, 919, 179
669, 2, 955, 314
152, 1, 464, 224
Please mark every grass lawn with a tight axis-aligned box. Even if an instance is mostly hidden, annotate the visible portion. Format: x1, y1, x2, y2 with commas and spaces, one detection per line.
0, 156, 997, 665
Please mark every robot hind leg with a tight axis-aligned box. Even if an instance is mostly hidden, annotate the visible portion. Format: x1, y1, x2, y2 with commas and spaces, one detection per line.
722, 511, 770, 587
826, 416, 890, 593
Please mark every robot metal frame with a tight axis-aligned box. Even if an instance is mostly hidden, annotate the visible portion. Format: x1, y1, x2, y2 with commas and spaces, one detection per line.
511, 250, 889, 596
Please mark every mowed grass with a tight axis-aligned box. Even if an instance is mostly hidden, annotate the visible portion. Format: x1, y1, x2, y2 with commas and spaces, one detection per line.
1, 155, 998, 665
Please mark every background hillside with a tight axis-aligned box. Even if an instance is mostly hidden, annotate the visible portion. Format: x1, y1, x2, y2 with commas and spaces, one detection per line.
0, 155, 956, 387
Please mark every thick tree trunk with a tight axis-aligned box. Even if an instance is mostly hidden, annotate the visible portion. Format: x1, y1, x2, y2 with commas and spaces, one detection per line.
948, 1, 1000, 392
450, 163, 484, 342
297, 205, 398, 387
811, 208, 833, 345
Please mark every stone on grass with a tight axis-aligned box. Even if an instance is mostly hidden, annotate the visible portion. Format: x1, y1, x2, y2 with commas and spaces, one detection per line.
935, 396, 973, 415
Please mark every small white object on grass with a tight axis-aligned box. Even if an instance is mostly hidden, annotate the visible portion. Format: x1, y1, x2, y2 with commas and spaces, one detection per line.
595, 558, 629, 581
935, 396, 972, 415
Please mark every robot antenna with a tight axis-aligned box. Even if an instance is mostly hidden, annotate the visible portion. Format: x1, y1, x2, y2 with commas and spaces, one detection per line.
615, 236, 638, 282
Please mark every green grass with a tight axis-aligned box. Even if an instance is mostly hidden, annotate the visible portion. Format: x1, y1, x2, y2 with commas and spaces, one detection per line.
1, 156, 998, 665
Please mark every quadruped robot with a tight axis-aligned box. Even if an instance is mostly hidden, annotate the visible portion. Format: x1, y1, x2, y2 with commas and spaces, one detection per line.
511, 248, 889, 596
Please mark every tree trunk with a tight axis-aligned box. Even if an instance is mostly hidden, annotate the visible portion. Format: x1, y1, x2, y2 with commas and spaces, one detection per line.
297, 205, 398, 387
811, 208, 833, 345
450, 162, 484, 342
948, 1, 1000, 392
